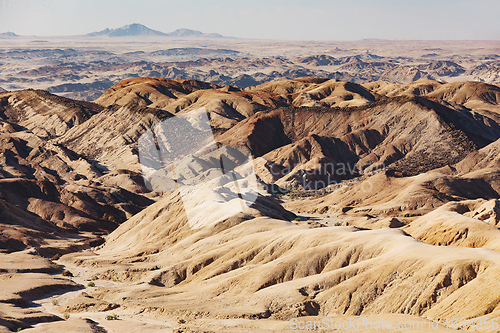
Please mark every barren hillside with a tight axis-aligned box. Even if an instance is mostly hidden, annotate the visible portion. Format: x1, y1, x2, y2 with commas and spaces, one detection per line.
1, 77, 500, 332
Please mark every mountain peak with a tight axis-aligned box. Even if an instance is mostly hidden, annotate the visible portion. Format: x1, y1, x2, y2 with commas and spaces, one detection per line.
0, 31, 18, 38
88, 23, 167, 37
87, 24, 224, 38
169, 28, 204, 37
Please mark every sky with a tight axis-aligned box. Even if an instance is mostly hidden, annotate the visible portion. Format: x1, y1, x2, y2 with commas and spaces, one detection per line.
0, 0, 499, 40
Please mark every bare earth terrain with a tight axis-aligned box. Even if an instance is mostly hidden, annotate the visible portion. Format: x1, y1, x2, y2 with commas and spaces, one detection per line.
0, 32, 499, 100
1, 33, 500, 332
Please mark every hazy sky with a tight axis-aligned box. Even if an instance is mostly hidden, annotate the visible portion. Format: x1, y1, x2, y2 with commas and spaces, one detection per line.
0, 0, 499, 40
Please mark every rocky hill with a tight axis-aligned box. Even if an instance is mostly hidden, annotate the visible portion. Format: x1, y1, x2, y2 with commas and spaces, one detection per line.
2, 77, 500, 331
1, 39, 498, 102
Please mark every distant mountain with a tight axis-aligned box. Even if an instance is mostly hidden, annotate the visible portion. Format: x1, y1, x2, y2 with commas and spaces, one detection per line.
167, 28, 223, 38
87, 24, 223, 38
0, 32, 18, 38
88, 23, 168, 37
